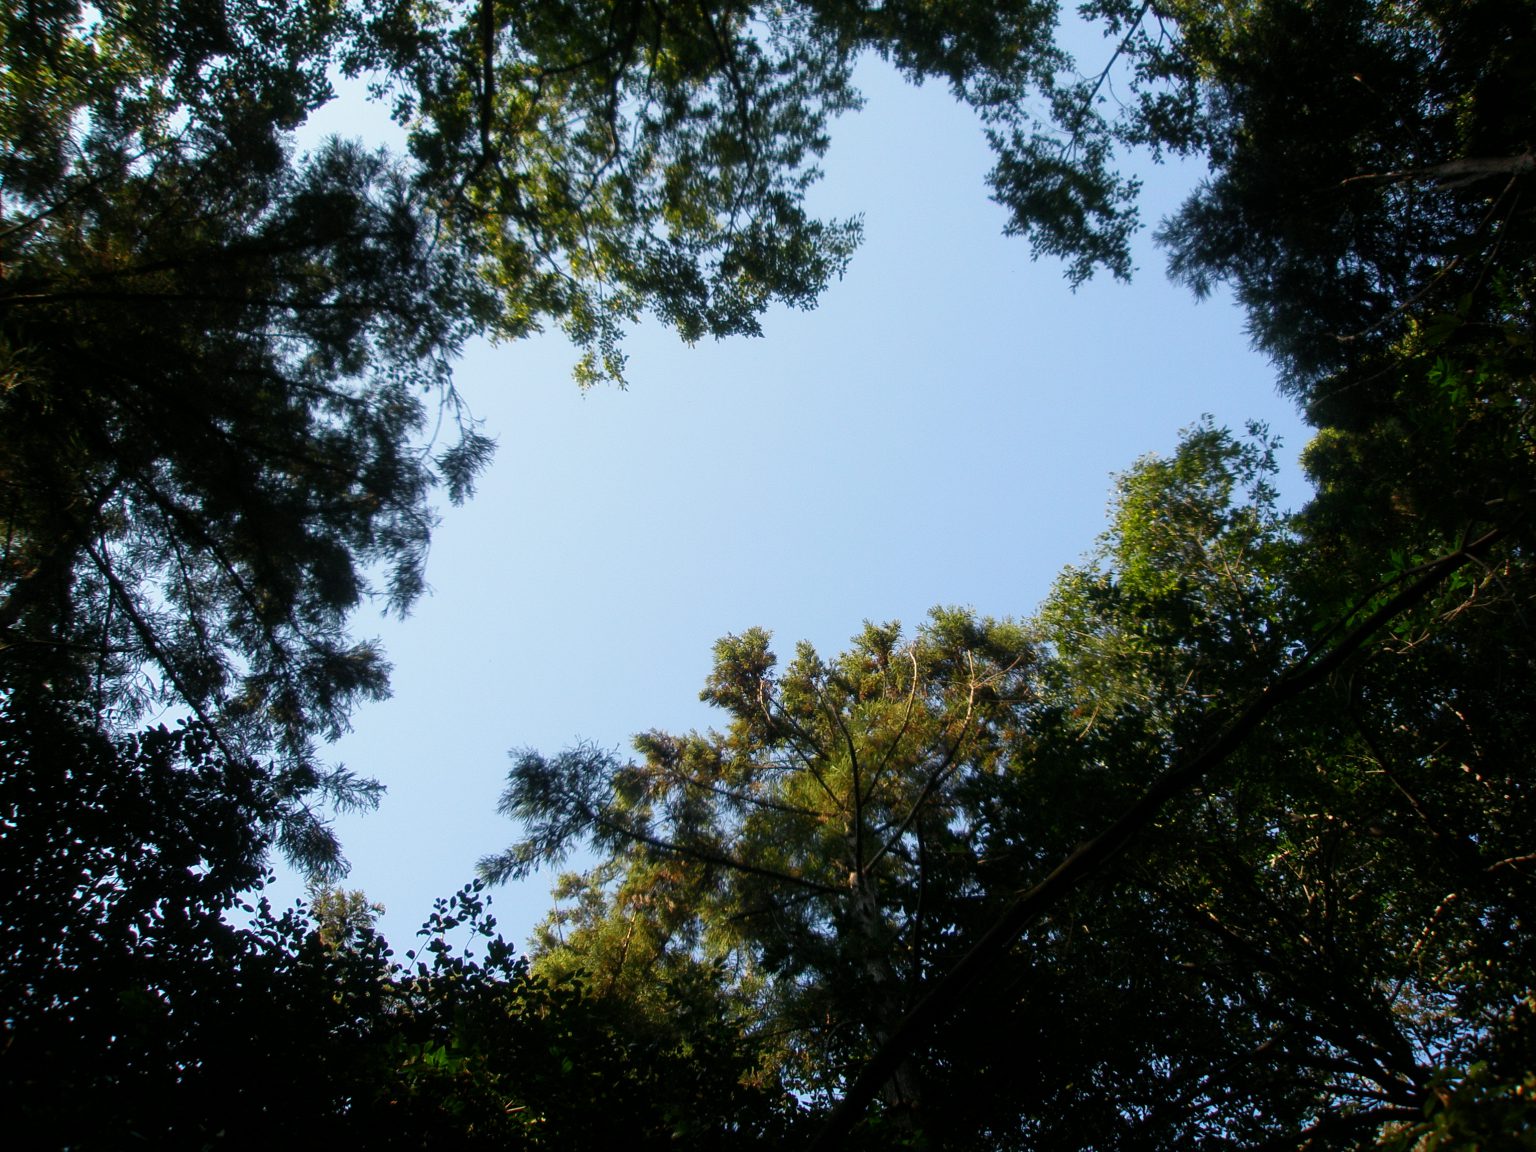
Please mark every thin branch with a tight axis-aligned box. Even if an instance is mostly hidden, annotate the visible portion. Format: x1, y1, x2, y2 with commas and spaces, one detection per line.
82, 541, 240, 768
661, 761, 825, 821
1339, 152, 1535, 190
1486, 851, 1536, 875
864, 646, 921, 799
758, 686, 845, 811
864, 676, 978, 875
1062, 0, 1153, 154
0, 471, 123, 636
586, 806, 845, 898
1335, 174, 1521, 346
1287, 1105, 1423, 1152
826, 682, 866, 877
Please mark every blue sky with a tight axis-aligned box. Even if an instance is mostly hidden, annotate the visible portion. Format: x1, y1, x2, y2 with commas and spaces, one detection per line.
278, 53, 1313, 955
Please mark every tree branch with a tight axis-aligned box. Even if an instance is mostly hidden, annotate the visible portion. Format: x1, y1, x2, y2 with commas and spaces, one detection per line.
586, 806, 846, 898
1340, 153, 1535, 190
810, 525, 1506, 1148
865, 677, 976, 875
479, 0, 496, 164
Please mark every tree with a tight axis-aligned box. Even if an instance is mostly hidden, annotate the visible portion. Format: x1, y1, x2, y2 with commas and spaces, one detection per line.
987, 423, 1532, 1148
488, 609, 1034, 1130
822, 429, 1533, 1148
307, 881, 388, 952
345, 881, 794, 1150
500, 423, 1536, 1149
0, 0, 1187, 872
1087, 9, 1536, 1138
487, 424, 1303, 1147
0, 670, 405, 1147
1057, 0, 1536, 587
808, 3, 1536, 1138
1, 0, 497, 868
0, 688, 783, 1150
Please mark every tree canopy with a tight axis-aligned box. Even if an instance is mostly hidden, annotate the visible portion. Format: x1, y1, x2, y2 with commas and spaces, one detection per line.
4, 0, 1535, 1146
0, 0, 1187, 871
500, 421, 1536, 1149
490, 608, 1033, 1114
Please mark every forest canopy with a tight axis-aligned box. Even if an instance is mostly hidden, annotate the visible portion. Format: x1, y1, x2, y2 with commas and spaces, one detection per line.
0, 0, 1166, 868
3, 0, 1534, 1147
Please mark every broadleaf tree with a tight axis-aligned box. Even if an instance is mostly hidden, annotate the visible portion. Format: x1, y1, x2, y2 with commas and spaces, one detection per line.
498, 423, 1536, 1148
814, 1, 1536, 1137
1, 0, 1166, 871
8, 0, 1535, 1142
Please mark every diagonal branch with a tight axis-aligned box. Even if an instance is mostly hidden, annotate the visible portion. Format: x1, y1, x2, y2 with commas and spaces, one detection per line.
864, 673, 978, 875
864, 646, 921, 799
826, 681, 867, 876
1340, 152, 1535, 190
810, 524, 1506, 1148
585, 806, 846, 898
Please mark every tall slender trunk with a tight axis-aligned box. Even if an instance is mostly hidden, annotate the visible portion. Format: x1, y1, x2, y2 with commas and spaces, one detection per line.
847, 877, 922, 1126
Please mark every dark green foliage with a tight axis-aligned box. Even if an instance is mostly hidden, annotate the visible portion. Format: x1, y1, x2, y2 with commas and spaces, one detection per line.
1143, 0, 1536, 378
341, 882, 793, 1149
911, 426, 1534, 1149
0, 677, 394, 1147
0, 0, 1178, 871
1099, 0, 1536, 608
1106, 14, 1536, 1140
502, 425, 1536, 1149
0, 693, 785, 1149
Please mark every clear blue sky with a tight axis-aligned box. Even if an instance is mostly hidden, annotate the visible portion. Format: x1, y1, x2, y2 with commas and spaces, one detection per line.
277, 52, 1312, 955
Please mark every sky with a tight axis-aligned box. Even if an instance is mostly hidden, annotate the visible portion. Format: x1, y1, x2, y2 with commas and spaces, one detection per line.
275, 50, 1314, 956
